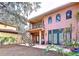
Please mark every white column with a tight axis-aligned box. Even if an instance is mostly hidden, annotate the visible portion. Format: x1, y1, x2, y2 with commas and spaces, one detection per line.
39, 31, 42, 45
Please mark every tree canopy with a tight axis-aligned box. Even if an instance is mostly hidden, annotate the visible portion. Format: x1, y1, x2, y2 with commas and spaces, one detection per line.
0, 2, 41, 33
0, 2, 41, 46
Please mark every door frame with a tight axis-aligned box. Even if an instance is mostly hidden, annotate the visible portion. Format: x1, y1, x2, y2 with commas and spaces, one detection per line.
53, 29, 59, 45
53, 29, 63, 45
48, 30, 52, 44
48, 29, 64, 45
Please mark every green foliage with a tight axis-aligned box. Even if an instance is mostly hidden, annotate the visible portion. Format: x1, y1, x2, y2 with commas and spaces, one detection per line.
9, 37, 16, 42
45, 45, 54, 52
45, 45, 64, 54
0, 2, 41, 46
66, 42, 79, 48
64, 52, 79, 56
76, 11, 79, 20
4, 37, 9, 42
0, 36, 16, 45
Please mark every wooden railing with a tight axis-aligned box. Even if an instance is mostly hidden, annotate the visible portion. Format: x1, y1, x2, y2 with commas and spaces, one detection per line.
29, 23, 44, 29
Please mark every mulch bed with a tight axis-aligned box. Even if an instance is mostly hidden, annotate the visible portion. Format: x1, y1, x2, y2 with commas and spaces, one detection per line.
0, 44, 63, 56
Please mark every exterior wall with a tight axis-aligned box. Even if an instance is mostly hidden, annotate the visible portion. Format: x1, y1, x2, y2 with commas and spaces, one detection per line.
0, 24, 16, 30
44, 4, 79, 44
0, 24, 22, 44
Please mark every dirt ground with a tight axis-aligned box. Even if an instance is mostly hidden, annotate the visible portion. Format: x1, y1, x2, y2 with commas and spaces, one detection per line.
0, 44, 63, 56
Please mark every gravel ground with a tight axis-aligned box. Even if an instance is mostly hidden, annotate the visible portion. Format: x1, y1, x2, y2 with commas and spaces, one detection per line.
0, 44, 63, 56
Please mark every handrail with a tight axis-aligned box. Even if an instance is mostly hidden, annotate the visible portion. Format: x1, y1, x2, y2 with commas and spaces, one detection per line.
29, 23, 44, 29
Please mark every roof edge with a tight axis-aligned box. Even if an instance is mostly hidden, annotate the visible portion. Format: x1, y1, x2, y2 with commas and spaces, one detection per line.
28, 2, 78, 21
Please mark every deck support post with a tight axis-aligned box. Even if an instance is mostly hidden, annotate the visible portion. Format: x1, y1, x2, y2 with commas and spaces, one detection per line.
39, 31, 42, 45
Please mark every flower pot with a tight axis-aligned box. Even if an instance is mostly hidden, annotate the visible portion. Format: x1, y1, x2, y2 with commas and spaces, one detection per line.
71, 48, 79, 52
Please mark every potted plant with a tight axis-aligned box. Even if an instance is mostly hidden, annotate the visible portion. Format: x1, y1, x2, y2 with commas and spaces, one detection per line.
69, 41, 79, 52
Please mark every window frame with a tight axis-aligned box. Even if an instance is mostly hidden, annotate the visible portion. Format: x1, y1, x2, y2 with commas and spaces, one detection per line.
56, 14, 61, 22
48, 17, 52, 24
66, 10, 72, 19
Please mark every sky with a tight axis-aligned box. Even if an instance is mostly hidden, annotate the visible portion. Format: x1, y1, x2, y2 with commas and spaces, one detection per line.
0, 0, 78, 19
28, 0, 70, 19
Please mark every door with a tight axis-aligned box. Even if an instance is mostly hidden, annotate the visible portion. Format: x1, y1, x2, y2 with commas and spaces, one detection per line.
48, 30, 53, 44
53, 29, 63, 45
53, 32, 58, 44
59, 30, 64, 44
53, 29, 59, 44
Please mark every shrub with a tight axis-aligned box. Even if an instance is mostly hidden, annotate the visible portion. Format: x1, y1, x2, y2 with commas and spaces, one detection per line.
64, 52, 79, 56
0, 36, 16, 45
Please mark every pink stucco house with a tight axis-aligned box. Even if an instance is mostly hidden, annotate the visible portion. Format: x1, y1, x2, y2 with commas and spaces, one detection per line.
27, 2, 79, 45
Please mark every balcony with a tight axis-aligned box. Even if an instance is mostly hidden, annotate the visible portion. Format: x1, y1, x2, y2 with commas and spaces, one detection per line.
33, 24, 44, 29
29, 23, 44, 29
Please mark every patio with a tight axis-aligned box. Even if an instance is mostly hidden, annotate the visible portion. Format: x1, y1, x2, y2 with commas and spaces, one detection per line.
0, 44, 63, 56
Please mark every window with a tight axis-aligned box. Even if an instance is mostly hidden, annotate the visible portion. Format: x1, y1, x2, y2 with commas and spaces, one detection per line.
66, 32, 72, 43
48, 17, 52, 24
56, 14, 61, 22
64, 28, 72, 44
66, 10, 72, 19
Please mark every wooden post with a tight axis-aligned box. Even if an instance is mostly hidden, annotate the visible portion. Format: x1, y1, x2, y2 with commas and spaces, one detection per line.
39, 31, 41, 45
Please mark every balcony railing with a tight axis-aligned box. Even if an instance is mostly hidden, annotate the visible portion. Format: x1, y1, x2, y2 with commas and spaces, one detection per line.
29, 24, 44, 29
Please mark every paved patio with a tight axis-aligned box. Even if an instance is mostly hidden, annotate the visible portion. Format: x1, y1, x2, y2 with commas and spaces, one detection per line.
0, 44, 63, 56
20, 43, 48, 49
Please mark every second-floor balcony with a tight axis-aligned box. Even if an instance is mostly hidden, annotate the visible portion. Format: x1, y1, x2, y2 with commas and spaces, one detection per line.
27, 17, 45, 30
33, 24, 44, 29
29, 23, 44, 29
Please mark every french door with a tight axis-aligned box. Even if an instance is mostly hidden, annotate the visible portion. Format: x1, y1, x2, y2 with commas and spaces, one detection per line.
48, 30, 53, 44
48, 29, 64, 45
48, 28, 72, 45
53, 29, 63, 45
